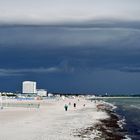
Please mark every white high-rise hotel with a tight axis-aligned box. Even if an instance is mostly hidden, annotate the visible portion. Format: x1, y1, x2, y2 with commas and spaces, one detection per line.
22, 81, 37, 94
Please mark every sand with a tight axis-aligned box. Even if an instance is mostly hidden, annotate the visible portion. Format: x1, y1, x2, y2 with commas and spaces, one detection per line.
0, 97, 109, 140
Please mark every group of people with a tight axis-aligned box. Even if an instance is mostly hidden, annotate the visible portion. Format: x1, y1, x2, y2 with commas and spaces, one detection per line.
64, 102, 76, 111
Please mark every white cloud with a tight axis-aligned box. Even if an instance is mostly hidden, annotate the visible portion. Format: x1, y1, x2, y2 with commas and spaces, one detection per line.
0, 63, 75, 76
0, 0, 140, 24
0, 67, 60, 76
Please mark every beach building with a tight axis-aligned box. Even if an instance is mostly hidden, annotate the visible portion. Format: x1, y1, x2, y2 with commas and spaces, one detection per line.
48, 93, 53, 97
22, 81, 36, 94
37, 89, 47, 97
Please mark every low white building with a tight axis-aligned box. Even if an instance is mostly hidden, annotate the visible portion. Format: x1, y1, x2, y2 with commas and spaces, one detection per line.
37, 89, 47, 97
48, 93, 53, 97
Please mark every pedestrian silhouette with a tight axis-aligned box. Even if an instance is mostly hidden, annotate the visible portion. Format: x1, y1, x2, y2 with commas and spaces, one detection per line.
64, 104, 68, 111
74, 103, 76, 108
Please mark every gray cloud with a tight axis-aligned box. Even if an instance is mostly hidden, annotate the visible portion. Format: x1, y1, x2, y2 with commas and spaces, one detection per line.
0, 67, 60, 76
0, 23, 140, 74
1, 21, 140, 50
120, 67, 140, 73
0, 61, 75, 76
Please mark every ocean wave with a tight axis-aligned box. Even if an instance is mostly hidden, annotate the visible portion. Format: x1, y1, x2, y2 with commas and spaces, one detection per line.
117, 116, 126, 129
102, 100, 117, 110
130, 104, 140, 109
123, 135, 132, 140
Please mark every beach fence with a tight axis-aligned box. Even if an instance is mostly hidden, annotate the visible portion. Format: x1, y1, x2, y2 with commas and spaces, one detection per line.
0, 97, 40, 109
1, 102, 40, 108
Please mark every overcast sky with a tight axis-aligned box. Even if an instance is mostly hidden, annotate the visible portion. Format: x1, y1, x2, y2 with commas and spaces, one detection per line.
0, 0, 140, 24
0, 0, 140, 94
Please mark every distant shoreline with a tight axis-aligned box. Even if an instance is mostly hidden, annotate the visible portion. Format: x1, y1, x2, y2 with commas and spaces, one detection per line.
90, 96, 140, 99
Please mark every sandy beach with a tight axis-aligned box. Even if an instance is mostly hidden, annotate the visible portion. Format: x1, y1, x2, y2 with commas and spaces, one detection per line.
0, 97, 110, 140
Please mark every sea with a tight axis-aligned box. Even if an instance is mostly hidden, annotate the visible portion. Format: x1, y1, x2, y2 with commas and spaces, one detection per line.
103, 97, 140, 140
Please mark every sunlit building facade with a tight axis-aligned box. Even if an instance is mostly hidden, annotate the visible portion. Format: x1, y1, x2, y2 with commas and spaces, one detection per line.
22, 81, 36, 94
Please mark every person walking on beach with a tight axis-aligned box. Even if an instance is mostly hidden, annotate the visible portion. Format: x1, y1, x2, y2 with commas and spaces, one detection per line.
64, 104, 68, 111
74, 103, 76, 108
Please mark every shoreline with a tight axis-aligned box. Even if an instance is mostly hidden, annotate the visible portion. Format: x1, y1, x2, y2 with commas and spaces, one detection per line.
73, 100, 131, 140
97, 109, 127, 140
90, 96, 140, 100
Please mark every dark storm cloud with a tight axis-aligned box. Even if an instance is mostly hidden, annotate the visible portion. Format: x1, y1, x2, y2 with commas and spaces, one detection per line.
0, 20, 140, 74
0, 20, 140, 93
1, 20, 140, 49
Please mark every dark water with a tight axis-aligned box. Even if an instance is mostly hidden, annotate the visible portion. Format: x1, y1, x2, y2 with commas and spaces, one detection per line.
103, 97, 140, 140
